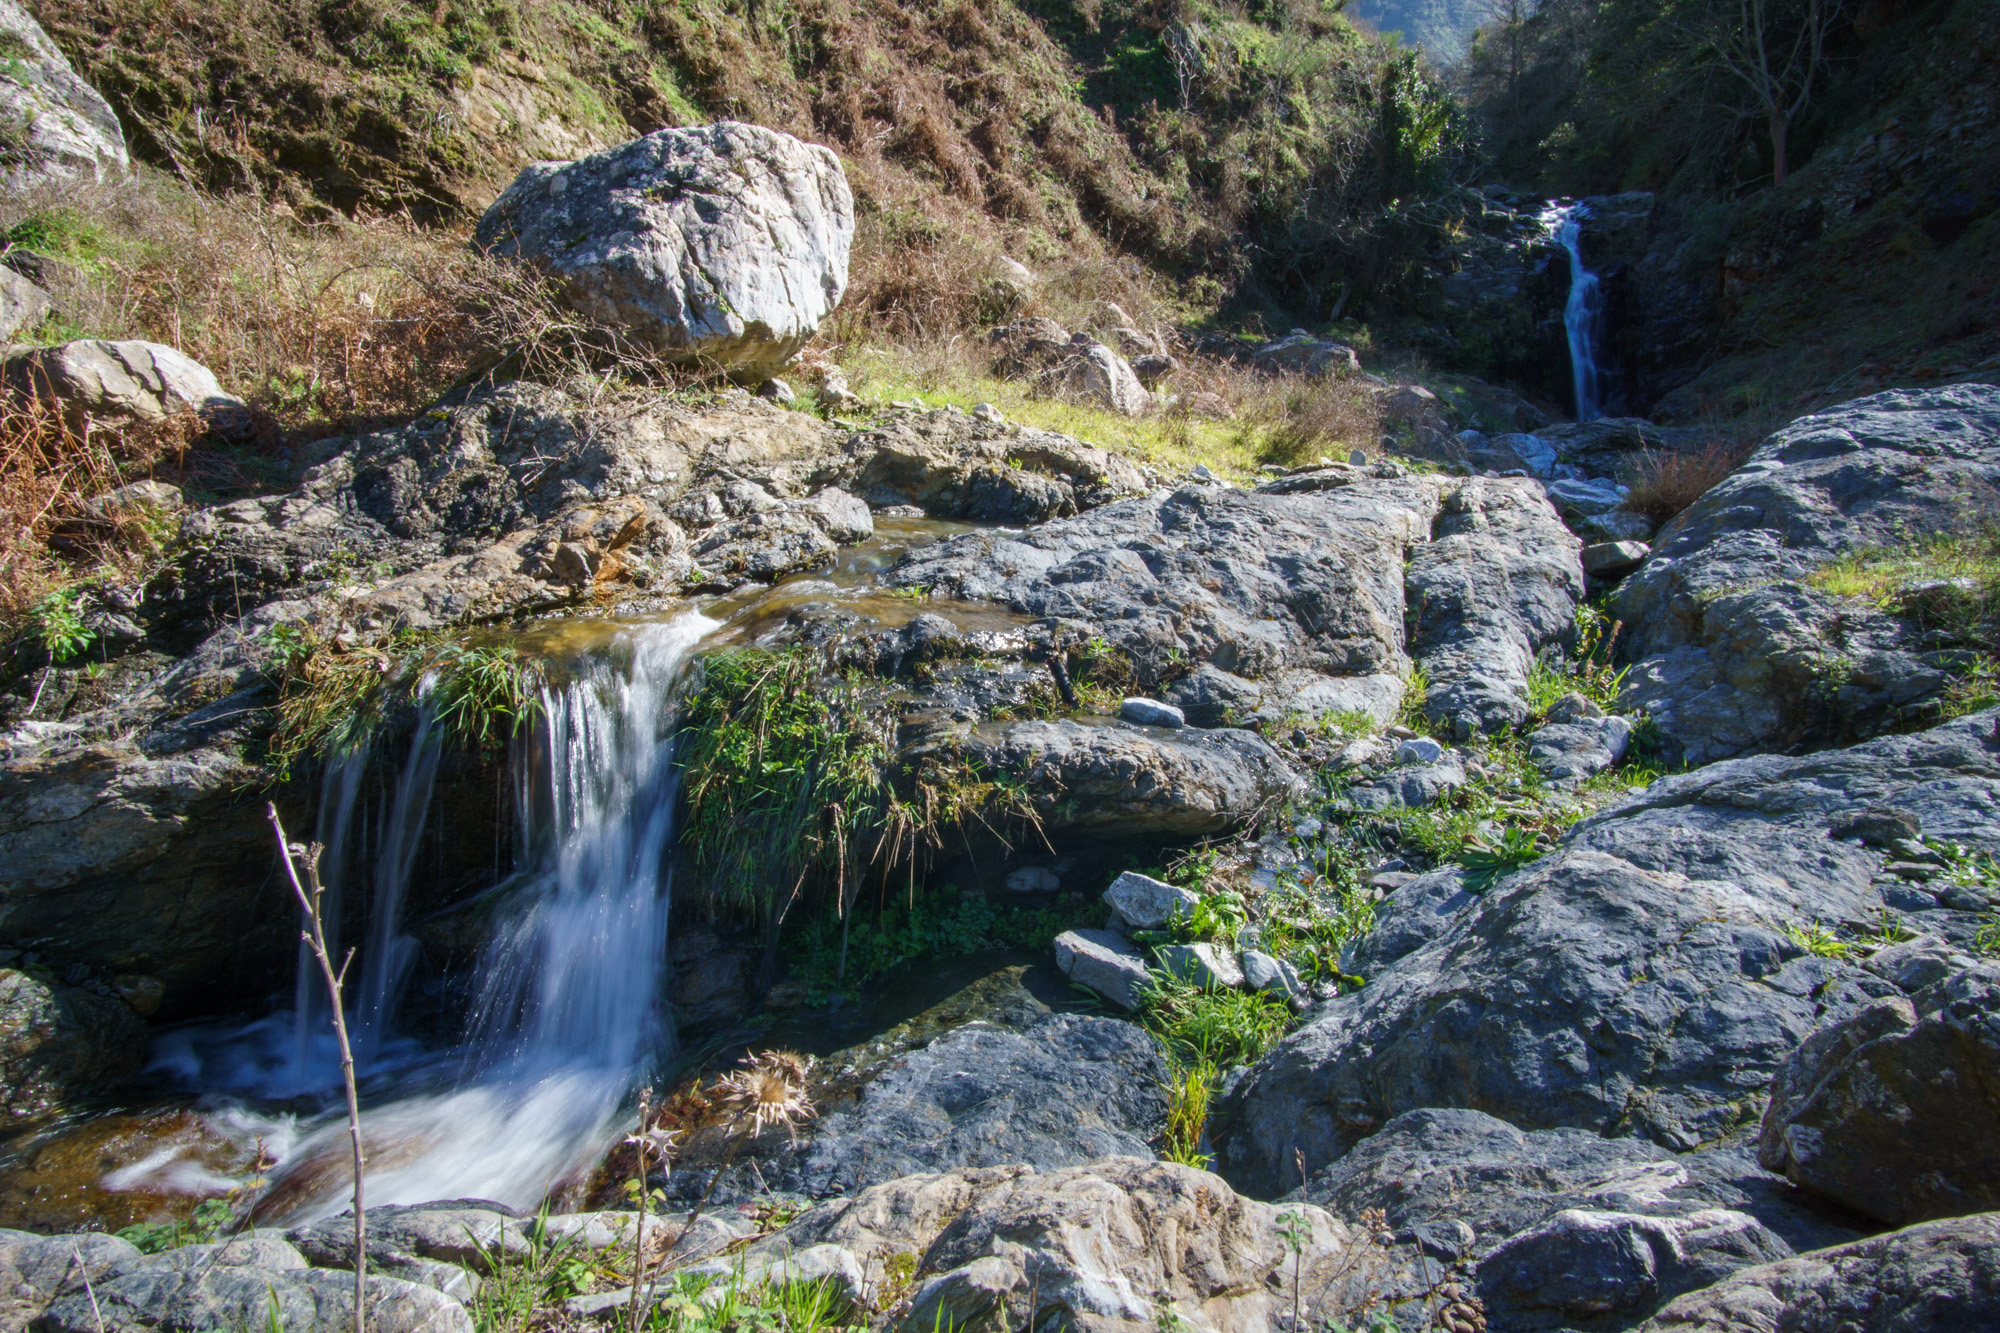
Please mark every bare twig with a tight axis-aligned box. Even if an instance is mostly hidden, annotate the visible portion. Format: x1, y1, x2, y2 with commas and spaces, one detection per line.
268, 802, 367, 1333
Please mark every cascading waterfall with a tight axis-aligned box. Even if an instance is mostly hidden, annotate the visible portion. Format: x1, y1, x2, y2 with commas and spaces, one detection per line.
1549, 202, 1608, 422
150, 611, 715, 1222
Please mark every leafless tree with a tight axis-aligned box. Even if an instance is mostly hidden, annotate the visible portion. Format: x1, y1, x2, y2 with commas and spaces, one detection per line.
1690, 0, 1845, 183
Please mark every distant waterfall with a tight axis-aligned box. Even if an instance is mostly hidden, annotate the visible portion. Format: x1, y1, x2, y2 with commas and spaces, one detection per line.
1550, 202, 1608, 422
158, 612, 716, 1221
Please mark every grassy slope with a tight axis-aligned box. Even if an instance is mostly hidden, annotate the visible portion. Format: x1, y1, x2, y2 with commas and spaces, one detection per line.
31, 0, 1395, 325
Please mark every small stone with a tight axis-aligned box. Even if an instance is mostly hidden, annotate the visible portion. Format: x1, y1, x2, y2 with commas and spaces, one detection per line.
1394, 737, 1445, 764
1544, 691, 1604, 724
1887, 862, 1936, 881
1004, 865, 1060, 893
1120, 697, 1187, 728
758, 377, 795, 404
1157, 942, 1245, 991
1582, 540, 1650, 578
1241, 950, 1305, 1002
1370, 872, 1417, 892
1386, 725, 1418, 741
1191, 463, 1219, 481
1348, 448, 1368, 466
1103, 871, 1200, 932
1054, 929, 1150, 1010
972, 401, 1004, 424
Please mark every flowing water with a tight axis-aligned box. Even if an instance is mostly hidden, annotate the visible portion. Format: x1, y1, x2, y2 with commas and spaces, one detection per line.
130, 613, 715, 1224
1549, 202, 1608, 422
0, 517, 1037, 1229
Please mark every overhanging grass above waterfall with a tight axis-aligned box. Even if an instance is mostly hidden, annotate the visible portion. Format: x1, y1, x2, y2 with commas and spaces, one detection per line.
674, 647, 1041, 936
263, 626, 542, 779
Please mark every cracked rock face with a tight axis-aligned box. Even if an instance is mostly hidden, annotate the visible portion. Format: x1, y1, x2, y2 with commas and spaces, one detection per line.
475, 122, 854, 376
1217, 707, 2000, 1198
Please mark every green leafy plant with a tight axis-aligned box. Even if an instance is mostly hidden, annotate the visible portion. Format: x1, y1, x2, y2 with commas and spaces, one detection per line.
115, 1197, 236, 1254
31, 587, 94, 663
1975, 915, 2000, 959
1179, 890, 1250, 945
1457, 826, 1546, 892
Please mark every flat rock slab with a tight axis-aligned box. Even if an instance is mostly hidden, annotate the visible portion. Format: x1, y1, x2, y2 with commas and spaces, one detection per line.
38, 1263, 470, 1333
1054, 928, 1150, 1010
951, 719, 1302, 839
795, 1014, 1168, 1196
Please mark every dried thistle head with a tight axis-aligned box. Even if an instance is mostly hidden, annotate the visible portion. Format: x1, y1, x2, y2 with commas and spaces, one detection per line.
714, 1049, 816, 1144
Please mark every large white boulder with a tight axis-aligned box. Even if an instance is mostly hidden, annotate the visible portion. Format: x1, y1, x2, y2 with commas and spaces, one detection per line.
475, 122, 854, 376
0, 1, 129, 182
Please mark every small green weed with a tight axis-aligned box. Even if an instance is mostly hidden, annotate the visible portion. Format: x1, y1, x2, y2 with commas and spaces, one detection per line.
1784, 920, 1857, 961
469, 1205, 601, 1333
30, 587, 94, 663
115, 1198, 236, 1254
1458, 826, 1546, 893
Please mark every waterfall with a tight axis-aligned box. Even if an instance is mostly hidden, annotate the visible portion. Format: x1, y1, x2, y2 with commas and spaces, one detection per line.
1550, 202, 1607, 422
150, 611, 715, 1221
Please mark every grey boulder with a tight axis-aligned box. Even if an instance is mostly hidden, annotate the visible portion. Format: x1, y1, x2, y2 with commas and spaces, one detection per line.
1757, 963, 2000, 1226
4, 340, 245, 432
794, 1014, 1166, 1196
476, 122, 854, 376
1101, 871, 1198, 932
1053, 929, 1150, 1010
750, 1158, 1395, 1333
1218, 708, 2000, 1198
1616, 385, 2000, 764
0, 966, 147, 1124
37, 1263, 470, 1333
0, 267, 51, 340
0, 1, 129, 181
1634, 1211, 2000, 1332
950, 719, 1302, 839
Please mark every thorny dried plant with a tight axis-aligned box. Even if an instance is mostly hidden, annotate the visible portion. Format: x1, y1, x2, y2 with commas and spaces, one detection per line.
714, 1050, 817, 1145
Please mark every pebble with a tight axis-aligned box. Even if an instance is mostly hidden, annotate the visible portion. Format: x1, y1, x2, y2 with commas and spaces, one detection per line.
1119, 697, 1187, 728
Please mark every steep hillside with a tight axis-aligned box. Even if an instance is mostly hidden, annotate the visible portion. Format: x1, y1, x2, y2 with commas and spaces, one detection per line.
32, 0, 1464, 327
1460, 0, 2000, 425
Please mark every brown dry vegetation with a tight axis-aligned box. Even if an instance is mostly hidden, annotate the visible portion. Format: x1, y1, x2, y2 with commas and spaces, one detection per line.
1620, 437, 1757, 524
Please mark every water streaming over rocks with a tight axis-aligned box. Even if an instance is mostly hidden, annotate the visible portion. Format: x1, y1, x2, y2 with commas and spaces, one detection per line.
146, 612, 715, 1223
1549, 202, 1608, 422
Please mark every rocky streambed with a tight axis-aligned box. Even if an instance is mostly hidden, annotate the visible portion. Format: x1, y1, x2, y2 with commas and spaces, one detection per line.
1, 377, 1997, 1333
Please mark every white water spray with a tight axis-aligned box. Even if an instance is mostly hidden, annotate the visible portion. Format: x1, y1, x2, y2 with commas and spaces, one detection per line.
1549, 202, 1608, 422
148, 612, 715, 1222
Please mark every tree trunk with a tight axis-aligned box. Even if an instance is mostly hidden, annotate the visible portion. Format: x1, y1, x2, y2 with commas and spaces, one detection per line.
1769, 107, 1789, 184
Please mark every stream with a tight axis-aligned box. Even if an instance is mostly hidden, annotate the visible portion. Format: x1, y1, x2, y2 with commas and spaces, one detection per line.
0, 516, 1042, 1232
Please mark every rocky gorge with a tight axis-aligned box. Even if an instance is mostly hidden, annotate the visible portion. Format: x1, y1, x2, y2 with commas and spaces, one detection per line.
3, 10, 2000, 1333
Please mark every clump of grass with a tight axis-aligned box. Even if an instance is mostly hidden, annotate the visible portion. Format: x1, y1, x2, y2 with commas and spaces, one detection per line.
1160, 1060, 1216, 1168
676, 647, 1041, 965
265, 630, 543, 780
1526, 604, 1628, 717
1783, 920, 1858, 961
1622, 439, 1756, 524
1809, 530, 2000, 628
1138, 970, 1295, 1071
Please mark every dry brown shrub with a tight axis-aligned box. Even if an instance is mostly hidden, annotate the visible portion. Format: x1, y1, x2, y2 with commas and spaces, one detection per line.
1622, 438, 1757, 523
1161, 354, 1383, 466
